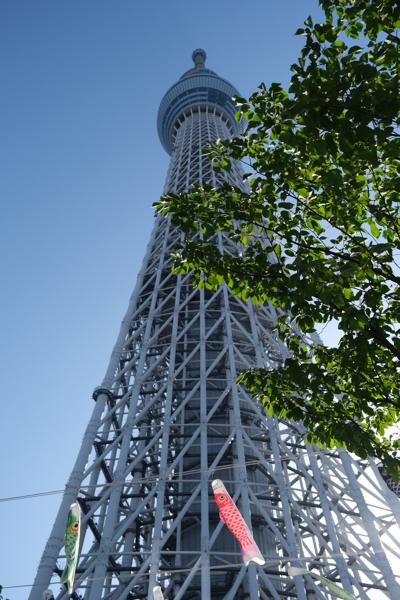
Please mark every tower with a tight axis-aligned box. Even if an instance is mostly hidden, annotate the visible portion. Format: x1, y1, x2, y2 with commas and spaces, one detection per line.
30, 50, 400, 600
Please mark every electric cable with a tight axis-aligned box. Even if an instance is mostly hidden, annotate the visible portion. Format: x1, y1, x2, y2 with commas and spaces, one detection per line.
0, 448, 360, 504
2, 549, 389, 590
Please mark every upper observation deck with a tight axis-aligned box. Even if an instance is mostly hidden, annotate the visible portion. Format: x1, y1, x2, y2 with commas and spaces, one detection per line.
157, 49, 243, 155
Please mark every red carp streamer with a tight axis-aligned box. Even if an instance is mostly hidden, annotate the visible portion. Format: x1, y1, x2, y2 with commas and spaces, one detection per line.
211, 479, 265, 566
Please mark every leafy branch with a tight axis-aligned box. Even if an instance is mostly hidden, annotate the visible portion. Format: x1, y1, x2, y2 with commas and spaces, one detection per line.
155, 0, 400, 476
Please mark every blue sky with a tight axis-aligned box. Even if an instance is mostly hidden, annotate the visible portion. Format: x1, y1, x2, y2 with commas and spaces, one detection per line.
0, 1, 328, 597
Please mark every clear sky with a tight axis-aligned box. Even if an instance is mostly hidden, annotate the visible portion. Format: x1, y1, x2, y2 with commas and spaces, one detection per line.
0, 1, 328, 597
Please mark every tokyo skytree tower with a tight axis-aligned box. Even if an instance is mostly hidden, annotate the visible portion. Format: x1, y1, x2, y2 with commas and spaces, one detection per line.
30, 50, 400, 600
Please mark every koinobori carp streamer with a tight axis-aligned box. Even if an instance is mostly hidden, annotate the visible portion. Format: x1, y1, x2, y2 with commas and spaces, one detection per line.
211, 479, 265, 566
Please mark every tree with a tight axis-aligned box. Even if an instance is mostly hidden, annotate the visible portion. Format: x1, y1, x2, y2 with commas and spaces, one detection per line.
155, 0, 400, 475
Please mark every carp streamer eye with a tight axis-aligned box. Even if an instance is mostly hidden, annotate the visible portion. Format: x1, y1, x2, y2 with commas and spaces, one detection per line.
219, 495, 225, 501
72, 522, 79, 531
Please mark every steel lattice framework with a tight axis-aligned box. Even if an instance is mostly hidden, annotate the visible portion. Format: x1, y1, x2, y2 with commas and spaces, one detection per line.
30, 50, 400, 600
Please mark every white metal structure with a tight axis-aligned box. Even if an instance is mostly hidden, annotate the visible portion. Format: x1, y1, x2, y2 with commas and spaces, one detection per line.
30, 50, 400, 600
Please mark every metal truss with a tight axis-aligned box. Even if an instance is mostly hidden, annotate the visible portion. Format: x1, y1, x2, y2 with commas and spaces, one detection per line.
30, 52, 400, 600
163, 106, 243, 193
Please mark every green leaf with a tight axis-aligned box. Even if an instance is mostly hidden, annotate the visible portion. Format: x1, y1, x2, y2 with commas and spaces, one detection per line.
370, 221, 380, 238
343, 288, 353, 300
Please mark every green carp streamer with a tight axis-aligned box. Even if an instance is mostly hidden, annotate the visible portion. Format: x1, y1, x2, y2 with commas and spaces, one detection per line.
60, 502, 81, 594
288, 567, 356, 599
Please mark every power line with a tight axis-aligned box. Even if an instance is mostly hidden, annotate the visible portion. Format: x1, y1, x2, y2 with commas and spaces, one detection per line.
0, 448, 355, 504
2, 550, 386, 590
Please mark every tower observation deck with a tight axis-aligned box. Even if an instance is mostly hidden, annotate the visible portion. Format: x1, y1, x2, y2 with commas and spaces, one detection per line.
30, 50, 400, 600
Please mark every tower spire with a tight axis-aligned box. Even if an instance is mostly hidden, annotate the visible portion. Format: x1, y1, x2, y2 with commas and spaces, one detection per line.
192, 48, 206, 69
